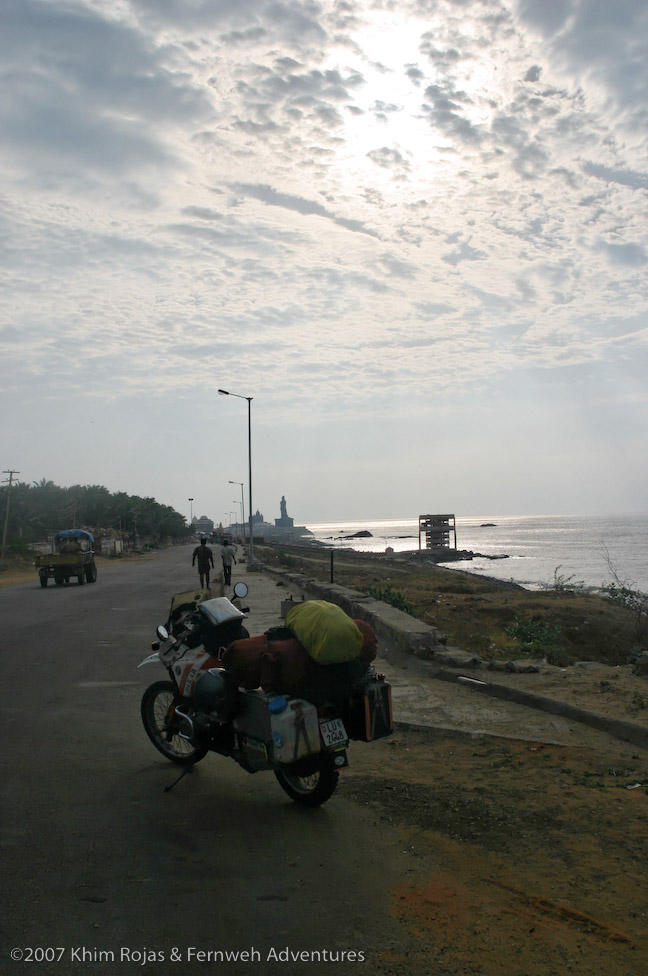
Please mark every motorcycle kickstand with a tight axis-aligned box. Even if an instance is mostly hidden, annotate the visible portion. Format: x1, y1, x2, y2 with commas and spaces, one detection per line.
164, 764, 195, 793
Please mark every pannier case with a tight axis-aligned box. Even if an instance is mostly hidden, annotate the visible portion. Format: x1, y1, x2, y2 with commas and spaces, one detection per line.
344, 680, 393, 742
232, 690, 321, 764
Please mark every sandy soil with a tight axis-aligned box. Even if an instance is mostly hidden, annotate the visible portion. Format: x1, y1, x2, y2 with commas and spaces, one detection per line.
469, 659, 648, 728
345, 727, 648, 975
0, 564, 40, 587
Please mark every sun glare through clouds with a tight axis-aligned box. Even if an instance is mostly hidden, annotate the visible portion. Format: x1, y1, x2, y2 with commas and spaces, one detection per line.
325, 8, 513, 197
323, 13, 439, 190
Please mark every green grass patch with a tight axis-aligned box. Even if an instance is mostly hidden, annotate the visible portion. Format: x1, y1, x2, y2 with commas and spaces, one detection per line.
367, 583, 416, 616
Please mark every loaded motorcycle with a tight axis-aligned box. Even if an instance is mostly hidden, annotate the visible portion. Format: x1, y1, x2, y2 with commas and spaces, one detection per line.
138, 584, 393, 806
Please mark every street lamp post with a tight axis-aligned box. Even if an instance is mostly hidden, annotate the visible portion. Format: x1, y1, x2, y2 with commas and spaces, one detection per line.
188, 497, 194, 525
219, 389, 254, 566
229, 480, 245, 545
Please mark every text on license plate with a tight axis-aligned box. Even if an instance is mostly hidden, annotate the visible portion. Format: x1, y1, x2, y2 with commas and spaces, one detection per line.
319, 718, 349, 750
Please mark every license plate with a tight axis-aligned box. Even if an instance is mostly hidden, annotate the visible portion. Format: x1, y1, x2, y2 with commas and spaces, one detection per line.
319, 717, 349, 750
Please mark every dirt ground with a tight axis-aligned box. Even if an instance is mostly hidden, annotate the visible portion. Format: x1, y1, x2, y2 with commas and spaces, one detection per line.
465, 658, 648, 729
346, 728, 648, 975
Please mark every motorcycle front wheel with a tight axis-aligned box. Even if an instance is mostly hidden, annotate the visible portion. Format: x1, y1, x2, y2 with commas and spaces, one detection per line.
274, 753, 339, 806
141, 681, 208, 766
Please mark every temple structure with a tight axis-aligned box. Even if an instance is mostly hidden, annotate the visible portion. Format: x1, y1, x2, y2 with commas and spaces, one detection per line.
227, 496, 311, 541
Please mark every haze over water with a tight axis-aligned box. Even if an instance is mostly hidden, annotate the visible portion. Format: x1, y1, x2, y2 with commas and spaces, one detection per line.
305, 514, 648, 593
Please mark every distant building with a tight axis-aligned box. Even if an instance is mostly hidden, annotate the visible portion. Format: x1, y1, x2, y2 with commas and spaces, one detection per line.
193, 515, 214, 537
229, 499, 313, 542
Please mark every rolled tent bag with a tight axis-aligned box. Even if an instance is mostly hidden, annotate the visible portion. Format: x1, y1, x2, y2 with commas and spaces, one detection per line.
285, 600, 364, 664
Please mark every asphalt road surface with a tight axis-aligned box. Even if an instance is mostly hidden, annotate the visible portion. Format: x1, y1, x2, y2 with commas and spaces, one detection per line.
0, 548, 415, 976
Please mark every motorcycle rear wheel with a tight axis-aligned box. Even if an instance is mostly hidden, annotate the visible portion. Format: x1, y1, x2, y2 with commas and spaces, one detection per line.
274, 753, 339, 806
141, 681, 208, 766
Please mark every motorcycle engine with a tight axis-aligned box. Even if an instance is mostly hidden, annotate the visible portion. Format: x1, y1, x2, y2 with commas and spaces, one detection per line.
192, 668, 239, 721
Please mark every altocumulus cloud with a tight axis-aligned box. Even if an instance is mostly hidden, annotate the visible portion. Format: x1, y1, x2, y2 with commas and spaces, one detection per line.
0, 0, 647, 518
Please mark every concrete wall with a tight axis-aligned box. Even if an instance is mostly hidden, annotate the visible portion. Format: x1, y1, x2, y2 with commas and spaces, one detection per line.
259, 563, 450, 660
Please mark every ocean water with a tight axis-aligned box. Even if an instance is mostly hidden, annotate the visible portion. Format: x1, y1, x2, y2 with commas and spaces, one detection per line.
304, 514, 648, 593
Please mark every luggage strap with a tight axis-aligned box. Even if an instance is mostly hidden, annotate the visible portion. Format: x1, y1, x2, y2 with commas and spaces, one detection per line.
290, 702, 313, 762
368, 683, 388, 738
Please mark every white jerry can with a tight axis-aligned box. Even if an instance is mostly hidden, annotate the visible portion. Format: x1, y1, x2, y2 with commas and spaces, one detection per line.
269, 697, 321, 764
233, 691, 321, 764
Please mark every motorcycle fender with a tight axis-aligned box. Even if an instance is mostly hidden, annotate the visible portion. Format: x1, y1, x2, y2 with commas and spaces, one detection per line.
137, 653, 161, 668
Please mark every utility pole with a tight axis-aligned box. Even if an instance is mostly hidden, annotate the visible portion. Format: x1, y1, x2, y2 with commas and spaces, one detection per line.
1, 469, 20, 568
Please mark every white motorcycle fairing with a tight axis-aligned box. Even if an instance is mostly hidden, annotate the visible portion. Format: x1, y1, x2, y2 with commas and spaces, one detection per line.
138, 652, 162, 668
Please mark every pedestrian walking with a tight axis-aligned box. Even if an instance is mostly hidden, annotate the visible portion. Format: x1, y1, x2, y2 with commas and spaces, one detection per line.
192, 538, 214, 589
220, 539, 237, 586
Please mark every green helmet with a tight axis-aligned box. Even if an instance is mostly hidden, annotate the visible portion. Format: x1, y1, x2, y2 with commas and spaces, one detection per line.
193, 668, 238, 718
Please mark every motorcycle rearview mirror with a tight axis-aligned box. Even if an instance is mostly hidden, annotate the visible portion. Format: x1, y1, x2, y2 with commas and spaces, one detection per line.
233, 581, 248, 599
156, 624, 170, 642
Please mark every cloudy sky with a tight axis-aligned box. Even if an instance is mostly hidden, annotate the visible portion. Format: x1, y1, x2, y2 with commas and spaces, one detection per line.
1, 0, 647, 526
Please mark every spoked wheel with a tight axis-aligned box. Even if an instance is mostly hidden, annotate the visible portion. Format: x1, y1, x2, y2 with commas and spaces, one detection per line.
274, 752, 339, 806
141, 681, 208, 766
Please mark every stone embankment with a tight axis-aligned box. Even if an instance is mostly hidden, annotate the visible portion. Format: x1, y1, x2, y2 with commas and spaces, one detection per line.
257, 561, 648, 752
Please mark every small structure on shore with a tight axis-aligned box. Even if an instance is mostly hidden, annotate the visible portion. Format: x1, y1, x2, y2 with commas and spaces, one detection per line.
418, 514, 457, 550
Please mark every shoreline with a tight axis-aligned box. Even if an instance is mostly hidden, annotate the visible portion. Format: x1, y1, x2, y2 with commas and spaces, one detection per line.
255, 541, 646, 668
293, 535, 646, 596
300, 513, 648, 594
267, 538, 527, 592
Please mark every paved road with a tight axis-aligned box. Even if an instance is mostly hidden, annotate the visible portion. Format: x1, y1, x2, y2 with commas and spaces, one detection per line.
1, 547, 423, 976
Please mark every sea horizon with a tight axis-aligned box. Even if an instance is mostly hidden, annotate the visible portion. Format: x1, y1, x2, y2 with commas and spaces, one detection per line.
302, 513, 648, 594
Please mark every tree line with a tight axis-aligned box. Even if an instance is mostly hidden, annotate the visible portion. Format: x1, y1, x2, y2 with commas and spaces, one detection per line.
1, 479, 191, 549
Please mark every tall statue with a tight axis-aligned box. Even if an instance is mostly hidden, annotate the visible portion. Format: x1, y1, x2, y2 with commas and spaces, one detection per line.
275, 495, 294, 531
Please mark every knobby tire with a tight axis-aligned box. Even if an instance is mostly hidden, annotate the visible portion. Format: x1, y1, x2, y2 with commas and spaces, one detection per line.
141, 680, 208, 766
274, 752, 339, 806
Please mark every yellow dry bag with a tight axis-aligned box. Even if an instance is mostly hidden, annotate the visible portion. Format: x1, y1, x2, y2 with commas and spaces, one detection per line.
285, 600, 363, 664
